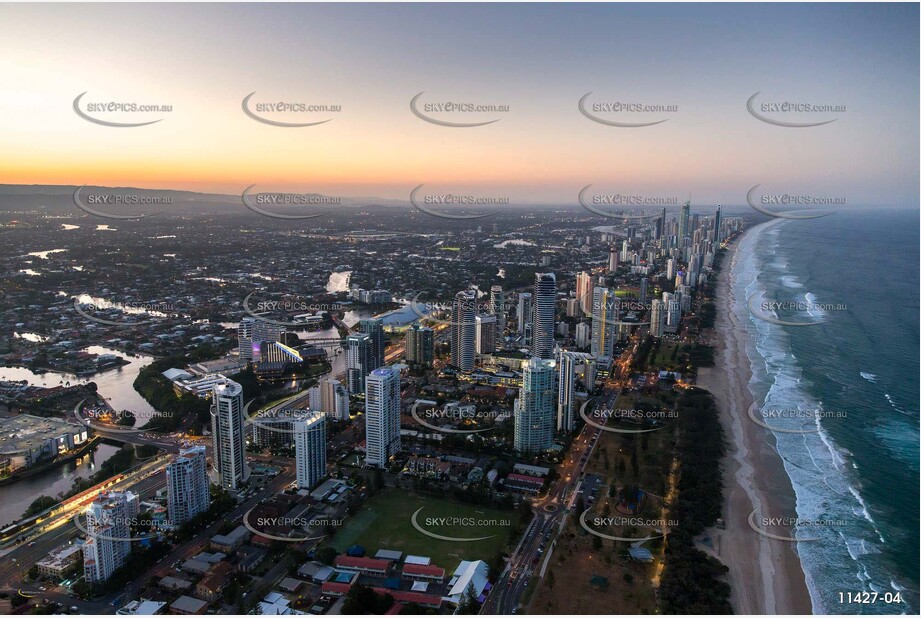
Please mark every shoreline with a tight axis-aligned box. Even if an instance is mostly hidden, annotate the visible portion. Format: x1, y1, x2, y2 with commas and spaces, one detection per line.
696, 222, 813, 615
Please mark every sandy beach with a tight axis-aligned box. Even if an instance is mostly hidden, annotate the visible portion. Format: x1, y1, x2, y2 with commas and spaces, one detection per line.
696, 224, 813, 615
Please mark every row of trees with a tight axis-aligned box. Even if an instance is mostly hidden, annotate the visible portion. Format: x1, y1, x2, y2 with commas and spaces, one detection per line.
658, 387, 731, 614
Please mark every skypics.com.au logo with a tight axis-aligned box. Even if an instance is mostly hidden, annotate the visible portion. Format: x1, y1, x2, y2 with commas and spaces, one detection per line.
73, 92, 171, 127
242, 92, 341, 127
243, 292, 345, 327
409, 508, 510, 542
746, 91, 845, 128
410, 405, 503, 435
73, 186, 170, 219
578, 509, 670, 542
747, 403, 847, 434
410, 92, 509, 128
409, 185, 507, 219
580, 400, 675, 434
73, 294, 178, 327
578, 185, 679, 220
241, 185, 338, 220
747, 292, 846, 327
74, 400, 171, 435
578, 92, 677, 127
241, 509, 333, 543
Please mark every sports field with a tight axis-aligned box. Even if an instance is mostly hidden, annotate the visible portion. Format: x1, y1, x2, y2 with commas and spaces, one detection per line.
325, 488, 515, 567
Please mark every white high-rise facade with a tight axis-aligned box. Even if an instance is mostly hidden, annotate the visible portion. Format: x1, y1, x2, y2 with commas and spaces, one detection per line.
294, 413, 327, 490
575, 321, 591, 349
451, 290, 477, 371
514, 357, 556, 453
532, 273, 557, 359
211, 379, 248, 490
364, 367, 401, 468
557, 351, 578, 433
166, 445, 209, 526
82, 491, 139, 584
346, 333, 372, 394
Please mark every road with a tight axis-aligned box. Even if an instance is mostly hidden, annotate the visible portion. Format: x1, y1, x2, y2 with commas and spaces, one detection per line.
481, 386, 618, 615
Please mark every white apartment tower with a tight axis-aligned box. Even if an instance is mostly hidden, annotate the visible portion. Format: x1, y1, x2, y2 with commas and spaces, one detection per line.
211, 379, 248, 490
166, 445, 209, 526
294, 413, 327, 490
82, 491, 139, 584
364, 367, 401, 468
514, 357, 556, 453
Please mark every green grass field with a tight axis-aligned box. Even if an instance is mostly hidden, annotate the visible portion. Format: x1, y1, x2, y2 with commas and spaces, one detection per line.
325, 488, 514, 567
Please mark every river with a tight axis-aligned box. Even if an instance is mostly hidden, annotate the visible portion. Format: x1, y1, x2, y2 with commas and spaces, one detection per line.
0, 346, 156, 526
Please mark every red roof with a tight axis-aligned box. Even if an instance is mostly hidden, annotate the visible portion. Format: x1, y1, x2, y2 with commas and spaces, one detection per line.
334, 555, 392, 571
320, 581, 352, 596
402, 563, 445, 578
506, 473, 544, 485
372, 588, 442, 608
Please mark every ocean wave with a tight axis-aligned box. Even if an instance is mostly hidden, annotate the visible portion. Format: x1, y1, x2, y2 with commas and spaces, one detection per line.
731, 220, 911, 614
884, 393, 913, 416
860, 372, 878, 383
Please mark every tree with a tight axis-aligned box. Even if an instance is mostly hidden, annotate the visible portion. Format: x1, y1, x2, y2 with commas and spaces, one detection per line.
592, 534, 603, 551
317, 547, 337, 566
457, 581, 481, 614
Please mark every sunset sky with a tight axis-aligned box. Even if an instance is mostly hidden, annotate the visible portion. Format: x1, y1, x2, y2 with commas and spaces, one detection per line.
0, 3, 917, 205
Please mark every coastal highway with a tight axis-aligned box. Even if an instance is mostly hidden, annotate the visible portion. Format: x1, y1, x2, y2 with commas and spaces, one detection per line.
482, 388, 617, 615
0, 465, 171, 614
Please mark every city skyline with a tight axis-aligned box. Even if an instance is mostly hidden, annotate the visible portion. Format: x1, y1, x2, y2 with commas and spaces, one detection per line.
0, 4, 917, 205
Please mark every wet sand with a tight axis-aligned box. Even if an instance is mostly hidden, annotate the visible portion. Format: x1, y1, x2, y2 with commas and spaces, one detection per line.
696, 226, 813, 615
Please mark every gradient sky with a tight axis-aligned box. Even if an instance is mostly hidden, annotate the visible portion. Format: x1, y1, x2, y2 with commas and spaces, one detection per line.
0, 3, 917, 205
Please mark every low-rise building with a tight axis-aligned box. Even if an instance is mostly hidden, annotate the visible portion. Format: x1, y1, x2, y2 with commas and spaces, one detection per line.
35, 544, 83, 579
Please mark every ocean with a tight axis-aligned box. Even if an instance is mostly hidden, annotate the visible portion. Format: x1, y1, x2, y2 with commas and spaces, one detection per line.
733, 206, 919, 614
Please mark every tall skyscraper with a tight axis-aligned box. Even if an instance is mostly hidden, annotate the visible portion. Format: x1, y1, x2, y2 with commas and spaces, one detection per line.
575, 271, 594, 314
666, 258, 676, 281
405, 324, 434, 366
714, 205, 722, 244
608, 247, 619, 272
166, 446, 209, 526
590, 287, 615, 360
557, 351, 579, 433
475, 314, 498, 354
650, 299, 666, 337
678, 200, 690, 242
639, 277, 649, 304
82, 491, 139, 584
531, 273, 557, 359
238, 317, 256, 363
575, 321, 591, 349
517, 292, 532, 343
359, 318, 385, 372
489, 285, 506, 342
346, 332, 372, 394
211, 379, 247, 490
451, 290, 477, 371
514, 357, 556, 453
621, 240, 629, 262
294, 412, 327, 490
365, 367, 401, 468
